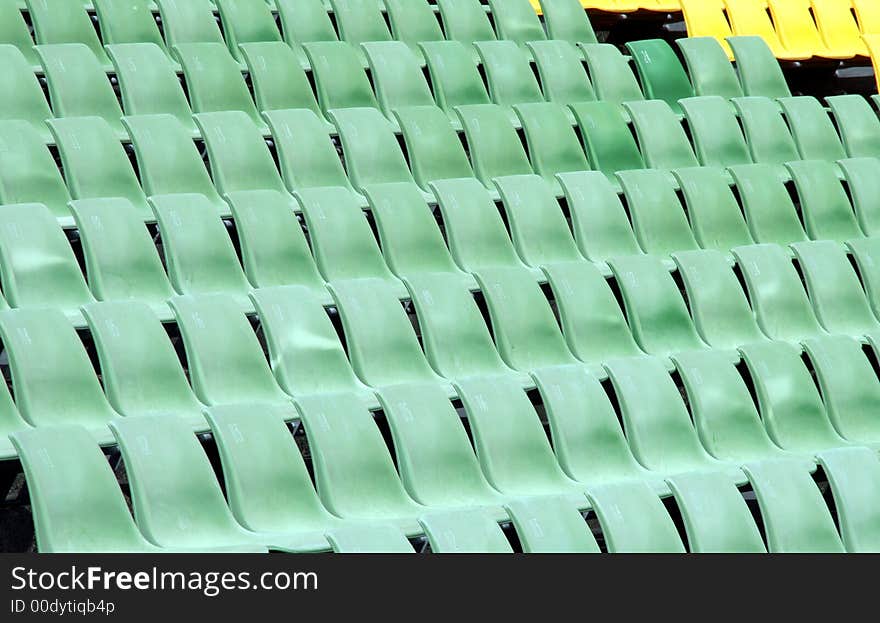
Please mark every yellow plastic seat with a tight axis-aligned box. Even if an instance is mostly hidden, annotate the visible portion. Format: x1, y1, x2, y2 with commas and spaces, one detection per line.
578, 0, 641, 12
853, 0, 880, 34
768, 0, 855, 59
811, 0, 869, 56
681, 0, 735, 58
725, 0, 812, 59
865, 34, 880, 91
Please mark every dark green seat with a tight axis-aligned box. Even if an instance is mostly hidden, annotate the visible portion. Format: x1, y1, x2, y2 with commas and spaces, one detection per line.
626, 39, 694, 114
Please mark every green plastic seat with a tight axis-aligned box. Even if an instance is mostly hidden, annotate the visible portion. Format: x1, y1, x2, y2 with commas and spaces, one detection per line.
11, 427, 163, 553
303, 42, 379, 115
170, 294, 290, 406
206, 404, 339, 549
506, 495, 600, 554
226, 190, 325, 293
732, 96, 800, 174
151, 194, 251, 308
607, 254, 706, 357
404, 273, 512, 381
817, 447, 880, 553
673, 349, 807, 464
384, 0, 445, 58
679, 96, 752, 169
676, 37, 744, 99
216, 0, 282, 62
327, 526, 415, 553
0, 308, 117, 430
296, 392, 425, 524
617, 169, 699, 256
579, 43, 644, 112
107, 44, 197, 135
437, 0, 497, 48
69, 198, 174, 309
539, 0, 598, 45
848, 237, 880, 319
827, 95, 880, 158
27, 0, 110, 66
82, 301, 204, 425
569, 101, 645, 183
295, 186, 398, 287
803, 335, 880, 446
366, 182, 464, 280
264, 109, 355, 196
275, 0, 338, 66
239, 42, 327, 124
587, 482, 686, 553
475, 266, 579, 370
393, 105, 475, 191
487, 0, 546, 44
194, 111, 292, 204
786, 160, 861, 242
557, 171, 641, 262
743, 460, 844, 553
0, 46, 53, 143
123, 114, 225, 214
494, 174, 583, 267
532, 365, 661, 489
110, 414, 312, 552
544, 261, 644, 365
778, 96, 846, 162
626, 39, 695, 115
840, 158, 880, 236
604, 357, 743, 482
330, 107, 417, 192
36, 44, 125, 137
475, 40, 544, 111
456, 104, 534, 187
377, 382, 507, 508
739, 341, 850, 454
363, 42, 435, 119
421, 510, 512, 553
155, 0, 224, 50
624, 100, 698, 171
667, 472, 766, 553
673, 167, 754, 252
456, 374, 585, 497
329, 0, 392, 49
419, 41, 491, 122
672, 249, 765, 349
733, 243, 824, 342
0, 345, 24, 442
727, 36, 792, 98
791, 240, 877, 337
728, 164, 807, 245
251, 286, 369, 399
94, 0, 166, 52
0, 1, 39, 68
514, 103, 591, 186
527, 40, 596, 108
0, 121, 70, 217
174, 43, 264, 130
430, 178, 526, 273
0, 203, 93, 313
48, 117, 151, 218
330, 278, 445, 388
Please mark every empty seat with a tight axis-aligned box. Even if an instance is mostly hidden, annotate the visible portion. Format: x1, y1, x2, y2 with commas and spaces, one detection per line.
539, 0, 598, 45
733, 96, 800, 173
330, 278, 445, 387
384, 0, 445, 57
817, 447, 880, 552
0, 121, 70, 217
107, 44, 197, 135
676, 37, 743, 99
239, 42, 326, 124
216, 0, 282, 62
839, 157, 880, 236
275, 0, 338, 66
579, 43, 644, 112
826, 95, 880, 158
514, 103, 591, 186
680, 0, 735, 57
123, 114, 225, 214
848, 238, 880, 318
437, 0, 497, 48
527, 41, 596, 107
679, 96, 752, 169
329, 0, 392, 49
779, 96, 847, 162
37, 44, 125, 137
475, 40, 545, 110
617, 169, 699, 256
625, 39, 695, 114
363, 42, 435, 118
624, 100, 699, 172
728, 164, 807, 245
505, 495, 600, 554
732, 243, 824, 342
769, 0, 857, 59
0, 0, 39, 68
155, 0, 224, 50
456, 104, 534, 187
150, 194, 251, 308
569, 102, 645, 183
0, 203, 94, 314
251, 286, 370, 399
587, 482, 686, 553
304, 42, 379, 116
608, 254, 706, 357
673, 166, 754, 252
0, 46, 53, 143
94, 0, 166, 51
421, 510, 512, 553
49, 117, 151, 218
327, 526, 414, 553
420, 41, 491, 122
727, 36, 792, 98
27, 0, 110, 66
786, 160, 861, 241
726, 0, 809, 59
394, 105, 475, 191
170, 294, 290, 406
487, 0, 546, 44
